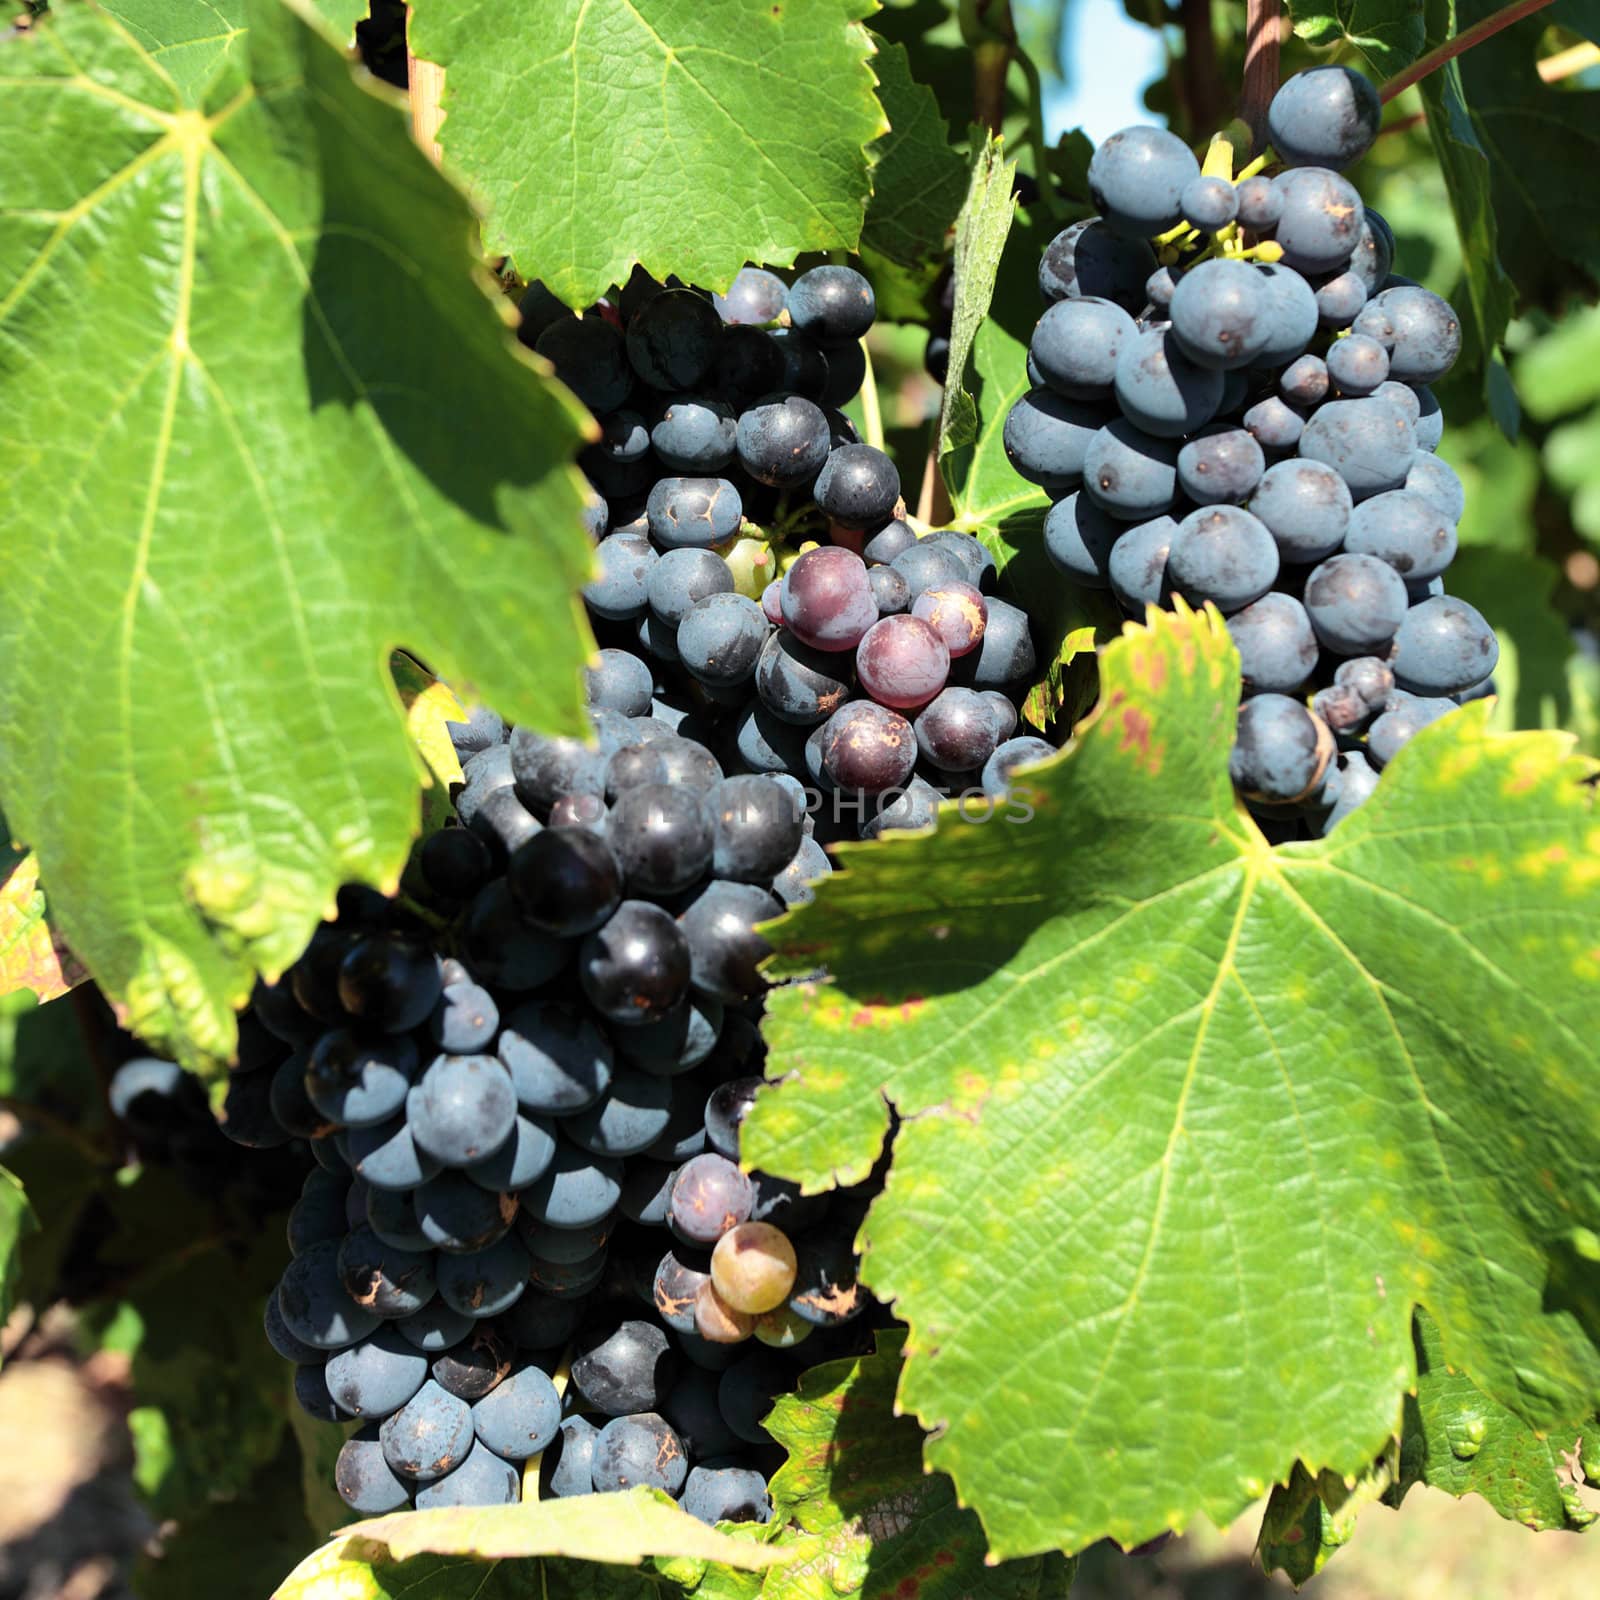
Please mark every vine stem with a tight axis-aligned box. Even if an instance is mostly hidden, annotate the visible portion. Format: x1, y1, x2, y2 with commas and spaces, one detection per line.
1379, 0, 1559, 102
1240, 0, 1285, 150
405, 12, 446, 161
1178, 0, 1222, 139
1012, 44, 1070, 222
857, 337, 885, 454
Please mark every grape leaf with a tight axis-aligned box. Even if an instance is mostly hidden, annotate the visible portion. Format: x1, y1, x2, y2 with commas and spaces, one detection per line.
757, 1332, 1062, 1600
407, 0, 887, 309
941, 206, 1118, 729
0, 848, 85, 1005
276, 1489, 788, 1600
1257, 1449, 1399, 1587
936, 132, 1015, 462
859, 38, 967, 276
1285, 0, 1426, 78
1388, 1306, 1598, 1531
745, 602, 1600, 1558
0, 0, 595, 1068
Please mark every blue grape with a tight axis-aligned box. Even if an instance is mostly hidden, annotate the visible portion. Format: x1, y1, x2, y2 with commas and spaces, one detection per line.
498, 1003, 612, 1116
626, 288, 721, 390
1165, 506, 1279, 613
1272, 167, 1365, 273
1315, 751, 1381, 834
1405, 451, 1464, 525
889, 540, 966, 601
606, 734, 722, 798
648, 547, 735, 627
653, 1248, 710, 1333
1177, 426, 1265, 506
1227, 593, 1318, 694
1368, 693, 1455, 767
812, 444, 900, 531
683, 1465, 772, 1526
981, 736, 1055, 798
1248, 458, 1351, 563
1107, 514, 1176, 611
821, 338, 868, 406
1252, 263, 1319, 366
278, 1241, 382, 1351
1390, 596, 1498, 695
584, 648, 654, 716
1087, 126, 1200, 237
1374, 379, 1421, 427
958, 595, 1036, 689
467, 785, 540, 863
366, 1185, 432, 1253
464, 1113, 558, 1192
771, 834, 832, 908
436, 1234, 532, 1319
678, 880, 782, 1001
581, 410, 653, 499
294, 1363, 345, 1423
336, 1426, 412, 1514
584, 533, 657, 620
304, 1030, 416, 1128
1043, 492, 1120, 587
710, 775, 804, 884
407, 1055, 517, 1169
1229, 695, 1335, 804
1169, 260, 1269, 371
1234, 176, 1283, 229
1326, 333, 1389, 396
713, 267, 787, 326
471, 1363, 561, 1460
1344, 489, 1457, 580
265, 1292, 328, 1365
337, 1225, 436, 1318
607, 783, 715, 897
414, 1173, 518, 1254
380, 1378, 475, 1482
1029, 297, 1136, 399
715, 325, 787, 405
593, 1413, 688, 1494
1413, 385, 1443, 451
430, 1323, 514, 1401
1113, 327, 1223, 438
1315, 271, 1368, 329
927, 529, 996, 589
397, 1300, 478, 1354
579, 899, 692, 1026
676, 592, 770, 687
1353, 286, 1461, 384
787, 265, 875, 344
1243, 395, 1306, 453
619, 1158, 679, 1226
430, 981, 498, 1055
550, 1415, 599, 1497
414, 1438, 520, 1509
1181, 174, 1237, 230
1268, 66, 1381, 169
346, 1114, 441, 1193
1037, 218, 1156, 311
1280, 354, 1330, 407
1303, 552, 1410, 655
1298, 397, 1416, 500
767, 328, 832, 400
565, 1067, 674, 1157
326, 1326, 430, 1419
1349, 209, 1396, 293
1002, 388, 1109, 489
915, 687, 1003, 773
646, 477, 744, 550
652, 396, 736, 472
535, 317, 632, 415
756, 631, 852, 725
736, 395, 831, 487
1083, 418, 1180, 521
862, 518, 919, 565
526, 1138, 624, 1231
571, 1318, 677, 1414
1145, 266, 1176, 308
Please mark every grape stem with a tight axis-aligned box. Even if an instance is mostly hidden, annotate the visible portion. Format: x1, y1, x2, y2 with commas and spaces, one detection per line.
1379, 0, 1559, 102
857, 337, 885, 454
1239, 0, 1285, 150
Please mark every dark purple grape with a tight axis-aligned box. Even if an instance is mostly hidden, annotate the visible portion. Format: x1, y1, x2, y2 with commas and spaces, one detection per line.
645, 476, 743, 550
1169, 260, 1269, 371
626, 288, 721, 390
914, 687, 1003, 772
736, 395, 831, 488
1176, 426, 1265, 507
1029, 296, 1136, 400
419, 827, 494, 902
1390, 597, 1498, 695
670, 1154, 755, 1246
677, 880, 782, 1001
780, 546, 878, 653
1044, 490, 1120, 586
1229, 695, 1335, 804
607, 784, 715, 897
592, 1413, 689, 1494
536, 316, 632, 414
862, 518, 919, 565
816, 701, 917, 794
1165, 506, 1280, 613
1272, 167, 1365, 273
1303, 552, 1410, 655
713, 267, 787, 327
652, 396, 737, 472
812, 445, 900, 531
1038, 218, 1156, 311
579, 900, 692, 1027
786, 265, 875, 344
755, 630, 853, 726
507, 826, 622, 937
1227, 593, 1319, 695
571, 1318, 677, 1415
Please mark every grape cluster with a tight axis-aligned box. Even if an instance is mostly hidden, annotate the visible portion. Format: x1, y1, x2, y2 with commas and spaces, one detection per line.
1011, 65, 1498, 837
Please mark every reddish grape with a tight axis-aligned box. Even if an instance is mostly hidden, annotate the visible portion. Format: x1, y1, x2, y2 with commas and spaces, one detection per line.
780, 546, 878, 652
855, 615, 950, 709
910, 581, 988, 658
817, 701, 917, 793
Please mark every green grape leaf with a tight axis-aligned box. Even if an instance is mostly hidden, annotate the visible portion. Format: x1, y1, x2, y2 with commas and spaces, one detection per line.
308, 0, 367, 40
1285, 0, 1426, 77
758, 1332, 1061, 1600
1257, 1449, 1399, 1586
1389, 1306, 1598, 1532
1418, 0, 1517, 393
0, 0, 594, 1068
942, 206, 1118, 730
745, 602, 1600, 1558
0, 1165, 36, 1366
407, 0, 887, 308
936, 131, 1016, 462
277, 1489, 788, 1600
859, 38, 967, 276
0, 848, 85, 1004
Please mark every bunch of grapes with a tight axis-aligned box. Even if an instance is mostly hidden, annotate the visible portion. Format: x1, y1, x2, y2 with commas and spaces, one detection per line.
1009, 65, 1497, 837
228, 259, 1060, 1521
